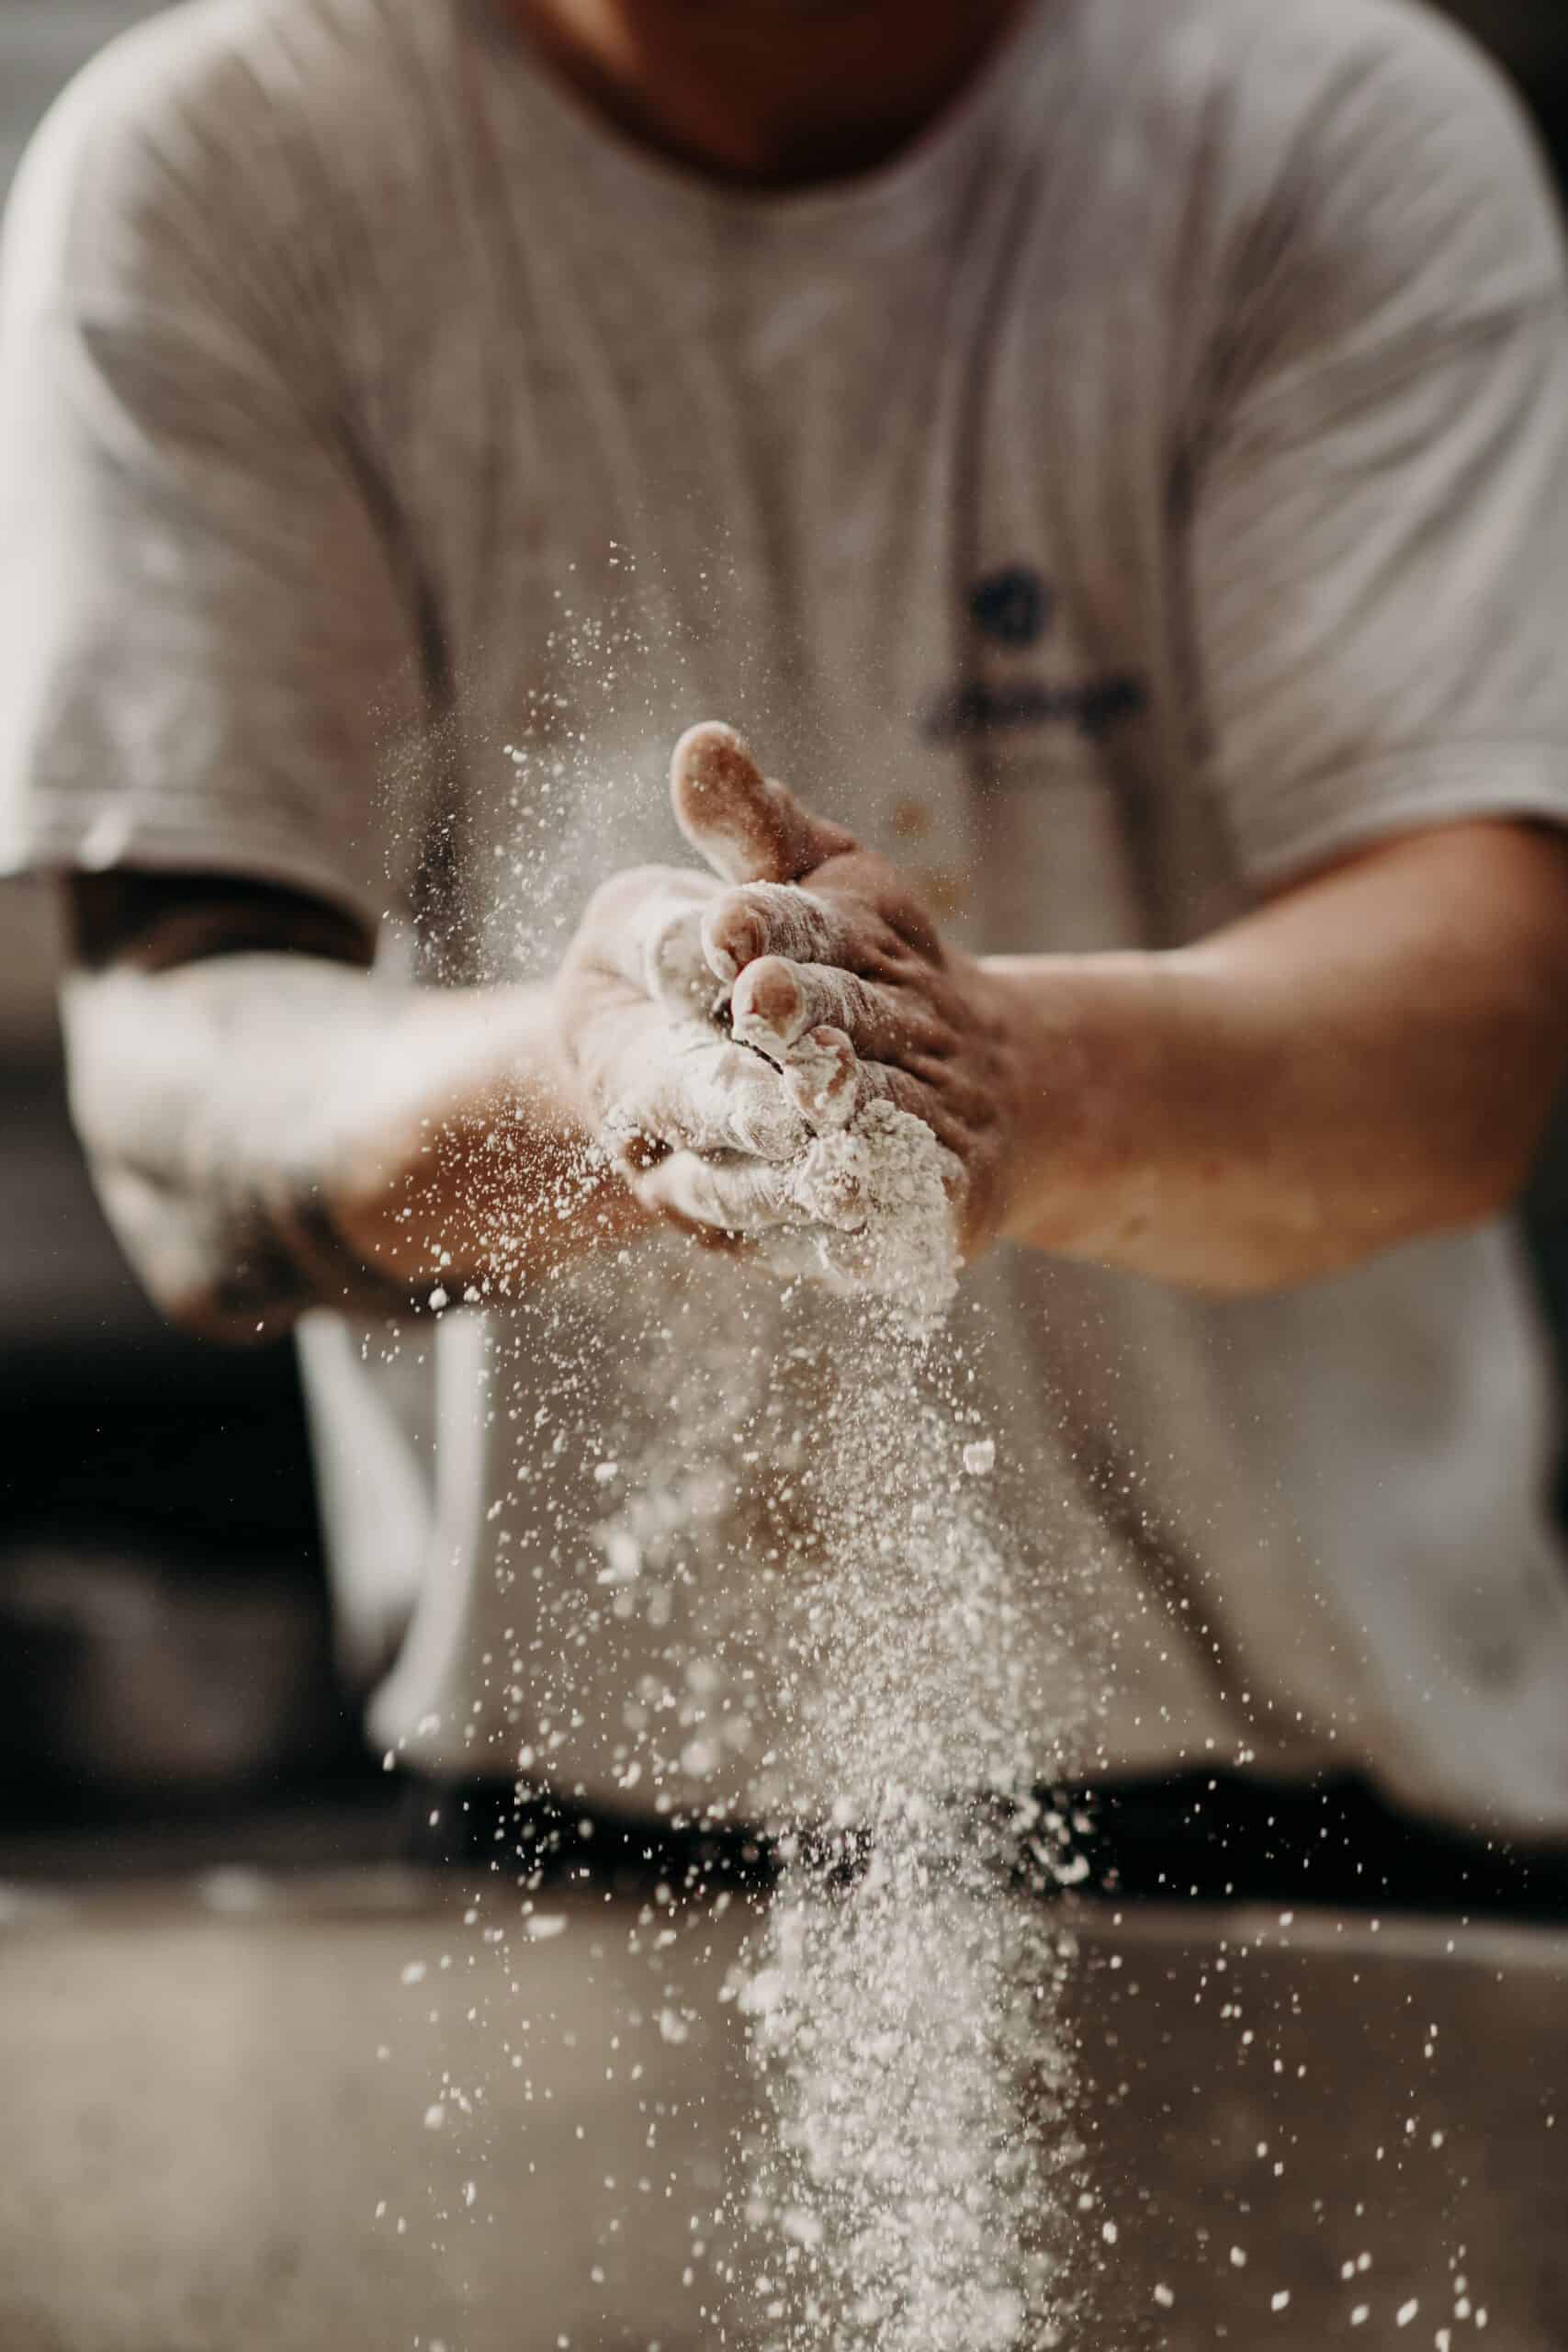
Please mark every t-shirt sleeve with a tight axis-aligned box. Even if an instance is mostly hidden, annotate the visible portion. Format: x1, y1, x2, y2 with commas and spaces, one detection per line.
1190, 15, 1568, 888
0, 30, 426, 928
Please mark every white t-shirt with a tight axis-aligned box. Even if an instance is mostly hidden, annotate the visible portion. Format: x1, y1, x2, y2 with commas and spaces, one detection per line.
6, 0, 1568, 1831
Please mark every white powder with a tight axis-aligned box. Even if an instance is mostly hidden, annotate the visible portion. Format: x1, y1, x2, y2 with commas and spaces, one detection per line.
575, 1091, 1089, 2345
756, 1099, 963, 1327
719, 1282, 1086, 2350
443, 695, 1089, 2347
581, 991, 1089, 2347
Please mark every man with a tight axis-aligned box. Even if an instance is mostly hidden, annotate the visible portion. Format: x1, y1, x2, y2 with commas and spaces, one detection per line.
4, 0, 1568, 1859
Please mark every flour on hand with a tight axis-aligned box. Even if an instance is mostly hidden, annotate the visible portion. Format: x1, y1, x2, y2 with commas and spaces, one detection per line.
755, 1099, 963, 1328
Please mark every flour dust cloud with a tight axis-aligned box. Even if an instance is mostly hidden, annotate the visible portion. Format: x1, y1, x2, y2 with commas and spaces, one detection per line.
724, 1297, 1090, 2352
368, 565, 1100, 2347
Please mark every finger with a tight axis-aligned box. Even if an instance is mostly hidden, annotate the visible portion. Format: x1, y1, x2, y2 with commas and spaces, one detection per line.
590, 869, 724, 1017
779, 1024, 860, 1132
634, 1148, 807, 1233
637, 1138, 871, 1237
671, 722, 857, 887
699, 882, 865, 984
732, 956, 925, 1064
602, 1032, 809, 1163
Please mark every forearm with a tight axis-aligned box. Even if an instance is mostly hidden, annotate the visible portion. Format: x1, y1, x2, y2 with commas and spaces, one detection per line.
987, 824, 1568, 1293
62, 956, 642, 1341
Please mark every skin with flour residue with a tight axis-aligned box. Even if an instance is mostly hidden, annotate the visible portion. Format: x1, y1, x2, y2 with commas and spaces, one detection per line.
614, 723, 1018, 1262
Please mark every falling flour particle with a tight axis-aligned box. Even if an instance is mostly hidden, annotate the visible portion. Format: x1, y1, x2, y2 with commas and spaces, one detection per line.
963, 1439, 997, 1477
724, 1254, 1086, 2348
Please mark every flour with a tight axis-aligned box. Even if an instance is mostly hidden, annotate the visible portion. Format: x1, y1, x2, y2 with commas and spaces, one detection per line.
728, 1323, 1086, 2352
697, 1072, 1086, 2349
574, 1073, 1089, 2346
756, 1099, 963, 1327
604, 1015, 813, 1166
439, 686, 1089, 2348
594, 867, 1087, 2350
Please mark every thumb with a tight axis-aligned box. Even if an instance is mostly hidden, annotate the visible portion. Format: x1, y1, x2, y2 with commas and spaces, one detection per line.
670, 721, 857, 886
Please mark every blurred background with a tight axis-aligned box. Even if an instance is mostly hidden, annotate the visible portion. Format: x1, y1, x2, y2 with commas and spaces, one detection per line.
2, 0, 1568, 1875
0, 5, 372, 1869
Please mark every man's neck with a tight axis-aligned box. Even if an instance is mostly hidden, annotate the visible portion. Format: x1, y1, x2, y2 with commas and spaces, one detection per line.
503, 0, 1028, 188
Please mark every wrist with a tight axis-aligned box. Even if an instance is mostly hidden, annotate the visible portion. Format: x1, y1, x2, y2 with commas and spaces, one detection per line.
975, 951, 1152, 1253
328, 984, 644, 1292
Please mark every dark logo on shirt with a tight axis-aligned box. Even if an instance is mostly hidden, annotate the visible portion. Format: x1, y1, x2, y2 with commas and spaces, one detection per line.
922, 563, 1147, 747
969, 565, 1053, 650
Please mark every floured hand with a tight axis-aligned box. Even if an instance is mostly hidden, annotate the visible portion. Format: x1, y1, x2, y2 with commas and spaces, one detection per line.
553, 859, 865, 1235
632, 722, 1026, 1259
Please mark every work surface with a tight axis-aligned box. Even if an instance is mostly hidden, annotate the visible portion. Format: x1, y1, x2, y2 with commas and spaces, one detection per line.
1, 1869, 1563, 2350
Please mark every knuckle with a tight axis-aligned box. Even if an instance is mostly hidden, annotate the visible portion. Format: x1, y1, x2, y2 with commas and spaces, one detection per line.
745, 882, 833, 955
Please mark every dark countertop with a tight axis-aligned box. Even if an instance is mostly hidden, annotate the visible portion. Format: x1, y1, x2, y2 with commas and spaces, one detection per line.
1, 1873, 1564, 2349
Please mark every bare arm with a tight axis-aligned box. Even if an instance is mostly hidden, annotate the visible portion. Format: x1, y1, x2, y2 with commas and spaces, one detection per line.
61, 846, 832, 1343
61, 874, 640, 1341
987, 821, 1568, 1291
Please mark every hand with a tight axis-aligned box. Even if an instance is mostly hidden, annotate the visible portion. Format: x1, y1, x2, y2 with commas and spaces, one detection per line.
634, 722, 1030, 1258
552, 855, 866, 1234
